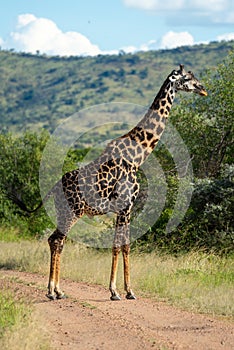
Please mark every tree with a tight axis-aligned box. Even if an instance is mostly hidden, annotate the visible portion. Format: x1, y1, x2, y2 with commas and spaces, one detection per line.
0, 131, 51, 236
171, 50, 234, 178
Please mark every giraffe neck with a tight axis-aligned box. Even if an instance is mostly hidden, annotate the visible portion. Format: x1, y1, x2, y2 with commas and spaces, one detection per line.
120, 79, 176, 166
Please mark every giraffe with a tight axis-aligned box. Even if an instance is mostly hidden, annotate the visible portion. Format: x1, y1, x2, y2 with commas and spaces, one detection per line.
8, 65, 207, 301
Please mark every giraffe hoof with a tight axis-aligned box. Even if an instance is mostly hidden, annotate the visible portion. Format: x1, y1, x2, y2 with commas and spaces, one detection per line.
110, 294, 121, 301
126, 293, 136, 300
46, 293, 57, 300
56, 293, 67, 299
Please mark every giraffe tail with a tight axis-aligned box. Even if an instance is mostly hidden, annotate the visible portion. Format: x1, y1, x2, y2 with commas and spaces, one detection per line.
6, 191, 44, 214
4, 180, 60, 215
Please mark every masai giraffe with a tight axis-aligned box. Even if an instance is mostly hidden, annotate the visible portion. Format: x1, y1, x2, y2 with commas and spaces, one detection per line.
9, 65, 207, 301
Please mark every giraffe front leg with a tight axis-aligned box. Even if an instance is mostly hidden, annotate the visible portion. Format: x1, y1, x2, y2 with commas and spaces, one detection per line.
47, 231, 65, 300
47, 245, 57, 300
109, 246, 121, 300
122, 244, 136, 300
54, 243, 66, 299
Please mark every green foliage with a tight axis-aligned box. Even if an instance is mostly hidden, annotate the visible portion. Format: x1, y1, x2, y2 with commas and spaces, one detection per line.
63, 148, 90, 173
177, 166, 234, 253
0, 131, 53, 237
0, 227, 32, 242
136, 164, 233, 255
171, 49, 234, 177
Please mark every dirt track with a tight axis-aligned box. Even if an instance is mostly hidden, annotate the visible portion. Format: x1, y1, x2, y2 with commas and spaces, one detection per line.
0, 270, 233, 350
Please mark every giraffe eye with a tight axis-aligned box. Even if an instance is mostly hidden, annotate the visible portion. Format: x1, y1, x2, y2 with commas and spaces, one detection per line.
183, 76, 190, 82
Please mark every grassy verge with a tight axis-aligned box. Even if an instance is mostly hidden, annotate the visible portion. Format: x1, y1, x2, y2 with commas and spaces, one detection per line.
0, 289, 29, 336
0, 287, 50, 350
133, 251, 234, 317
0, 239, 233, 319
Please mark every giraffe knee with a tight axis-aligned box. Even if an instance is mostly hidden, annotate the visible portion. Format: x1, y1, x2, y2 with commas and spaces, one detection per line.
112, 246, 121, 256
121, 244, 130, 255
48, 232, 57, 247
48, 231, 65, 253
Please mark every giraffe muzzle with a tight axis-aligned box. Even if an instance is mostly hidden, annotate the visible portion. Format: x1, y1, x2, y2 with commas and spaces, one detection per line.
199, 89, 208, 97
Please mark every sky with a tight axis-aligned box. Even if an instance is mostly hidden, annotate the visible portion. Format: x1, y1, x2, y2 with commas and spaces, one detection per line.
0, 0, 234, 56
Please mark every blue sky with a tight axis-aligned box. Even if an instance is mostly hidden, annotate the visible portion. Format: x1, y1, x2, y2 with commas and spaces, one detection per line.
0, 0, 234, 56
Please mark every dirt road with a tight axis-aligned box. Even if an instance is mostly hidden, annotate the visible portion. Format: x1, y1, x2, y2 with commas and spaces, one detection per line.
0, 270, 233, 349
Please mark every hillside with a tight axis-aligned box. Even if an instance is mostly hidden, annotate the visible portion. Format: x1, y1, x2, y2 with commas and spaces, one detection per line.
0, 40, 233, 132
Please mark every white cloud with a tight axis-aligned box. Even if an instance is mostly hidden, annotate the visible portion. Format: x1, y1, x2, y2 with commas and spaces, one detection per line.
2, 13, 234, 57
139, 39, 157, 51
117, 33, 196, 53
191, 0, 229, 12
123, 0, 234, 25
217, 32, 234, 41
17, 13, 37, 27
119, 45, 137, 53
5, 14, 101, 56
124, 0, 231, 12
120, 40, 158, 53
123, 0, 184, 11
159, 31, 194, 49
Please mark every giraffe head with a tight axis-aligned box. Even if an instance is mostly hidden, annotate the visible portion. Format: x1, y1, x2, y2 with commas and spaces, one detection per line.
169, 64, 208, 96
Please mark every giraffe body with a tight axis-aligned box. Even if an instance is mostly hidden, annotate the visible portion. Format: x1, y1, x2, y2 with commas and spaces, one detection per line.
9, 65, 207, 300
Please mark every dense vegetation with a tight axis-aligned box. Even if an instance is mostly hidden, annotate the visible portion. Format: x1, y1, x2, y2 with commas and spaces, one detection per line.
0, 41, 233, 254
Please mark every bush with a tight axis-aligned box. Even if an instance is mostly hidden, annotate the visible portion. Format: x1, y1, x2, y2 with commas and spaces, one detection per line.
179, 166, 234, 253
138, 166, 234, 254
0, 131, 52, 237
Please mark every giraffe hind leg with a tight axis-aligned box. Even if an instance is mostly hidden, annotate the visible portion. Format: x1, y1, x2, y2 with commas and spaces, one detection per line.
46, 186, 82, 300
109, 246, 121, 300
122, 244, 136, 300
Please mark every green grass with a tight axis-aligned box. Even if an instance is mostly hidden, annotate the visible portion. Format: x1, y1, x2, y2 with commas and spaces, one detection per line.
0, 289, 29, 335
0, 288, 50, 350
0, 226, 34, 242
0, 238, 233, 319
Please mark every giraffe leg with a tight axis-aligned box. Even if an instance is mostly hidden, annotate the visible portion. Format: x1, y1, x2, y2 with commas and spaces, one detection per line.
54, 239, 66, 299
47, 230, 66, 300
122, 244, 136, 300
109, 246, 121, 300
109, 210, 134, 300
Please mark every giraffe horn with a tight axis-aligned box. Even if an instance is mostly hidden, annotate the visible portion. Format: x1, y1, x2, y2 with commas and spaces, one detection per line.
179, 64, 185, 73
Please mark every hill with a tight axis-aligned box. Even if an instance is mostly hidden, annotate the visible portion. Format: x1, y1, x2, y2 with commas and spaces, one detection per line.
0, 40, 233, 132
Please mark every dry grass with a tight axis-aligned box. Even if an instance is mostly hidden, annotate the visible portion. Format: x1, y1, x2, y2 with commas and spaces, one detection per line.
0, 240, 233, 319
132, 252, 234, 317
